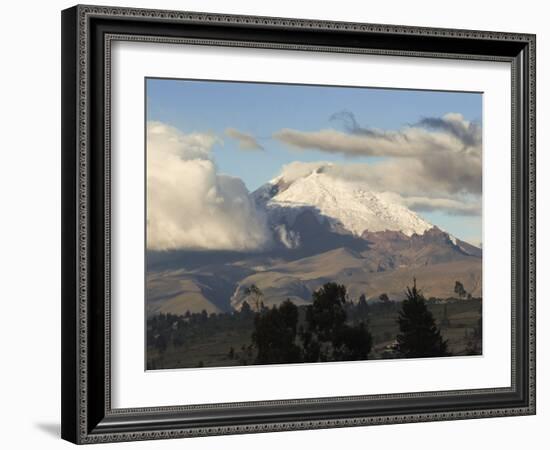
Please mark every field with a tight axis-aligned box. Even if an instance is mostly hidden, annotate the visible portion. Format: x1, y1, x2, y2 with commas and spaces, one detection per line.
147, 298, 482, 370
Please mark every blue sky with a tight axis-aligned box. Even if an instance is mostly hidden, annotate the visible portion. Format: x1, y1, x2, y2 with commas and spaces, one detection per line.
146, 78, 482, 244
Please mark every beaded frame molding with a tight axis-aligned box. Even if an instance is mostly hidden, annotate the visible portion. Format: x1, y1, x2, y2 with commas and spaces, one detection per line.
61, 4, 536, 444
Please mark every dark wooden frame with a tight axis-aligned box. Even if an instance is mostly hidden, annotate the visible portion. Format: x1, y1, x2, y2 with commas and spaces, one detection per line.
61, 4, 536, 444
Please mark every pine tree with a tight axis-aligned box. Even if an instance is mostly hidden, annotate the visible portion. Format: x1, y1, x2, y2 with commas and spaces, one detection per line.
397, 280, 449, 358
302, 283, 372, 362
252, 300, 302, 364
240, 300, 253, 319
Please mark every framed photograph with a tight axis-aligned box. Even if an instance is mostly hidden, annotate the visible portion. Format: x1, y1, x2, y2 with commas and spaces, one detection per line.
61, 5, 536, 444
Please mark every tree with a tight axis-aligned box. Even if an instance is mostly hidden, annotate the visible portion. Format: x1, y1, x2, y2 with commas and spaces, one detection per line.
305, 282, 347, 342
156, 333, 168, 353
357, 294, 369, 319
244, 284, 264, 312
301, 282, 372, 362
299, 325, 322, 362
240, 300, 253, 319
474, 316, 482, 338
379, 293, 390, 303
397, 280, 449, 358
441, 303, 450, 327
252, 300, 302, 364
332, 322, 372, 361
466, 315, 483, 355
454, 281, 467, 299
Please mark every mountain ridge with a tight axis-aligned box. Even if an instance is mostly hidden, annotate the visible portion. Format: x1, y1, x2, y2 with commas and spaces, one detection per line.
147, 168, 481, 316
254, 170, 433, 239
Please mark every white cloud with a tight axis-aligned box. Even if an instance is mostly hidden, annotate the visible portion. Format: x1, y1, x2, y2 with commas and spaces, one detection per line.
147, 121, 271, 251
380, 192, 481, 216
272, 161, 330, 184
276, 159, 481, 217
400, 196, 481, 216
225, 128, 264, 151
274, 113, 482, 198
274, 126, 460, 158
274, 224, 301, 249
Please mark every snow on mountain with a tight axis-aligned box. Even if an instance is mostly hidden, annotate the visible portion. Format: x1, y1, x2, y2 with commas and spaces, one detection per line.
254, 170, 433, 238
149, 169, 481, 314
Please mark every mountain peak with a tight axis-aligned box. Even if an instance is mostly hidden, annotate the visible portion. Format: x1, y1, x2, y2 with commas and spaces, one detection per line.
254, 170, 433, 238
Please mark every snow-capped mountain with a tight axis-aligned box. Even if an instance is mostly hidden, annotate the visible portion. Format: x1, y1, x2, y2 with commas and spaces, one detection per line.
147, 167, 482, 316
254, 169, 432, 238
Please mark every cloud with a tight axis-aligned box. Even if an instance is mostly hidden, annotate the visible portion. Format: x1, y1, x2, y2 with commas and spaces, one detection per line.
276, 159, 481, 217
330, 110, 390, 138
274, 112, 480, 158
273, 112, 482, 197
274, 224, 301, 249
396, 195, 481, 216
147, 121, 271, 251
274, 128, 422, 157
329, 110, 482, 150
225, 128, 264, 151
416, 113, 481, 148
272, 160, 332, 184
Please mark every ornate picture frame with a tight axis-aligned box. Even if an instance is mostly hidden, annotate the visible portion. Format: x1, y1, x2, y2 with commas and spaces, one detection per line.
61, 4, 536, 444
